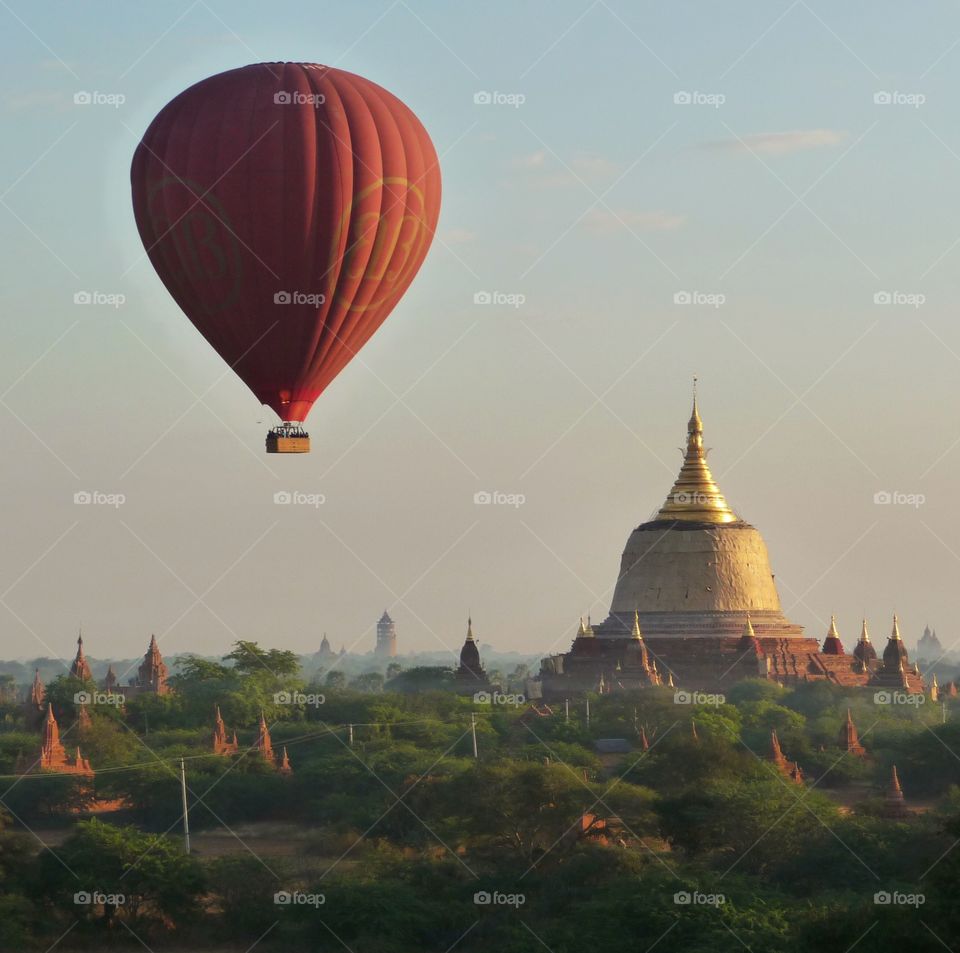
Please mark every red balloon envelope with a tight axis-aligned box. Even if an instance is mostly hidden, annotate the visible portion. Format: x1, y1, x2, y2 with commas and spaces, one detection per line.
131, 62, 441, 447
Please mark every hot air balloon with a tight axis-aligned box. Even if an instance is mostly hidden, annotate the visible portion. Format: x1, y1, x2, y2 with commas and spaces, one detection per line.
131, 63, 442, 453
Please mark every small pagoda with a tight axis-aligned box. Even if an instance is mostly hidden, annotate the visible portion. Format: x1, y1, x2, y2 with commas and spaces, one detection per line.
18, 704, 94, 777
69, 632, 93, 681
769, 729, 803, 784
838, 709, 867, 757
212, 705, 239, 755
128, 634, 170, 696
883, 764, 909, 818
253, 712, 292, 773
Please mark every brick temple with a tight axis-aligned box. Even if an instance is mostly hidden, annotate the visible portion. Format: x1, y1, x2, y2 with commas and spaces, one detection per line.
16, 704, 94, 777
540, 389, 926, 696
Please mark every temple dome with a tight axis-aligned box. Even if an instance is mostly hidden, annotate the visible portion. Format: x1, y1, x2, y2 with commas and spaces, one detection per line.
609, 520, 782, 614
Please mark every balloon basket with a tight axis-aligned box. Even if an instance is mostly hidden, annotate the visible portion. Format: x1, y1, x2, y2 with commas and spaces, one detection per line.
266, 425, 310, 454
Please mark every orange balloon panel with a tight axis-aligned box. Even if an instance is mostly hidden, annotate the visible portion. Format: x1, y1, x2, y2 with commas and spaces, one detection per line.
131, 63, 442, 423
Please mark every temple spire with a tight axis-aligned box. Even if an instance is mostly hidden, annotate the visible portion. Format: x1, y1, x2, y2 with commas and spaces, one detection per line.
822, 615, 845, 655
656, 385, 737, 524
631, 609, 643, 639
70, 630, 93, 681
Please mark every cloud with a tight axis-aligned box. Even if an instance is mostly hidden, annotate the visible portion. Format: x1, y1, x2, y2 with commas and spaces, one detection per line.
512, 152, 618, 187
582, 209, 686, 233
442, 228, 476, 245
512, 150, 546, 169
571, 155, 619, 178
3, 90, 70, 113
705, 129, 847, 156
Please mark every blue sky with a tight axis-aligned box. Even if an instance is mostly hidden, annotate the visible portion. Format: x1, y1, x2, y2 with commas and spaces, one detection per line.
1, 0, 960, 664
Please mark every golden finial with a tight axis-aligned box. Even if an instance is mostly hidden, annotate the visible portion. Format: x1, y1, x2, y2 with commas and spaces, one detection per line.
466, 616, 475, 641
891, 613, 902, 641
632, 608, 643, 639
742, 614, 756, 638
859, 619, 871, 643
656, 385, 737, 524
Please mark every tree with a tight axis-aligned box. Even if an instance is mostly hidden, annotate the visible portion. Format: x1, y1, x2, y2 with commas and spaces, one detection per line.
439, 760, 654, 862
351, 672, 385, 693
0, 808, 32, 949
325, 671, 347, 691
36, 819, 205, 930
223, 641, 300, 681
385, 667, 455, 693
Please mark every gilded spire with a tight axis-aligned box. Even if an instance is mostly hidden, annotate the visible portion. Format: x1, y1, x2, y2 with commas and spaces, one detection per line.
656, 384, 737, 524
742, 614, 756, 639
859, 619, 871, 643
891, 613, 902, 641
466, 616, 475, 642
632, 609, 643, 639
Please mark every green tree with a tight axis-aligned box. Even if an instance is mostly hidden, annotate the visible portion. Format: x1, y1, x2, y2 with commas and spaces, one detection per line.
35, 819, 205, 930
325, 671, 347, 691
351, 672, 385, 693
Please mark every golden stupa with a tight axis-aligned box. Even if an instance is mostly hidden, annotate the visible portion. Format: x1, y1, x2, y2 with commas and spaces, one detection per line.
606, 385, 794, 627
654, 387, 737, 523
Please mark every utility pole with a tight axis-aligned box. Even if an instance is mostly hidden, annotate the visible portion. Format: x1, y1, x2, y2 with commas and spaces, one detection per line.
470, 713, 478, 759
348, 723, 354, 747
564, 698, 569, 723
179, 758, 191, 855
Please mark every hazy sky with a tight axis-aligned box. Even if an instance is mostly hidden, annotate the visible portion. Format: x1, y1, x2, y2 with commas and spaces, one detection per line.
1, 1, 959, 670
